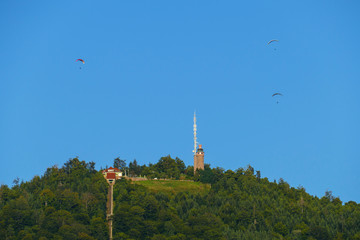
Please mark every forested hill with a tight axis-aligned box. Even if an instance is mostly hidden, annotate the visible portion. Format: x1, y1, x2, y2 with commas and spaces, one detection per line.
1, 157, 360, 240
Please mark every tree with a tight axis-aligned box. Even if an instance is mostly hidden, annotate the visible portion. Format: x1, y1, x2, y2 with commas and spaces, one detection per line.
12, 177, 20, 188
42, 210, 73, 233
89, 217, 108, 239
129, 159, 141, 177
86, 161, 96, 174
154, 156, 180, 179
175, 157, 186, 174
274, 222, 288, 236
256, 171, 261, 181
308, 226, 330, 240
113, 232, 130, 240
199, 164, 215, 184
58, 225, 77, 239
245, 165, 254, 176
353, 232, 360, 240
184, 166, 194, 179
78, 232, 96, 240
40, 189, 55, 207
114, 158, 126, 171
187, 212, 224, 239
2, 157, 360, 240
325, 190, 335, 202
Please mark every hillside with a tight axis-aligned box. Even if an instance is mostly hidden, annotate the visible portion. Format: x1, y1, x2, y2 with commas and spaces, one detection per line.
1, 157, 360, 240
133, 180, 210, 195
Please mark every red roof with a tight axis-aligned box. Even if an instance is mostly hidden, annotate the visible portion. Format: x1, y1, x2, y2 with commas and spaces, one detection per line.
106, 173, 116, 179
104, 167, 120, 172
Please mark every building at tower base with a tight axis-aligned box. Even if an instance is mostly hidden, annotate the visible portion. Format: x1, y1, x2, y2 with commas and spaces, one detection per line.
194, 144, 204, 173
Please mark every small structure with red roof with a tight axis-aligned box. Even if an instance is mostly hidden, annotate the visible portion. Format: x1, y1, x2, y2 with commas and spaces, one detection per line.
102, 167, 123, 184
102, 166, 123, 239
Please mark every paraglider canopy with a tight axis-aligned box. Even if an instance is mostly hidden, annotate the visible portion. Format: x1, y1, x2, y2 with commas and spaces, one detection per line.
272, 93, 283, 97
76, 59, 85, 64
267, 39, 279, 45
272, 92, 283, 104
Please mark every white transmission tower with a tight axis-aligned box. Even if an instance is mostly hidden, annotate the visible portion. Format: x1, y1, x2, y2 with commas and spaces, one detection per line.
193, 112, 198, 155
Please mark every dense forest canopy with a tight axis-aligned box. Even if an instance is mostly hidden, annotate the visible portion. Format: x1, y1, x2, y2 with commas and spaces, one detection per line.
1, 156, 360, 240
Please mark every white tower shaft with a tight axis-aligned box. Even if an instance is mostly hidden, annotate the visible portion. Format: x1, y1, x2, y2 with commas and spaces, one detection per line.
193, 112, 197, 155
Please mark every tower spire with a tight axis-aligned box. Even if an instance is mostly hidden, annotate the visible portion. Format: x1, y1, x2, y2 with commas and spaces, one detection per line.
193, 111, 204, 173
193, 111, 197, 156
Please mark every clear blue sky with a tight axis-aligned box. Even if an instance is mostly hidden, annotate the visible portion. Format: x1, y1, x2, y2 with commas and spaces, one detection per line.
1, 1, 359, 202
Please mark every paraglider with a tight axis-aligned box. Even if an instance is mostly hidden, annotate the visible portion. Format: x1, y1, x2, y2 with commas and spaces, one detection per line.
267, 39, 279, 51
272, 93, 283, 97
76, 59, 85, 64
267, 39, 279, 45
272, 93, 283, 104
76, 59, 85, 69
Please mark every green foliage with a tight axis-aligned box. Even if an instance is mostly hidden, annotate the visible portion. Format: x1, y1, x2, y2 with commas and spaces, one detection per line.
1, 156, 360, 239
273, 222, 288, 236
134, 180, 210, 195
153, 155, 185, 179
0, 158, 108, 239
114, 157, 127, 171
89, 216, 108, 239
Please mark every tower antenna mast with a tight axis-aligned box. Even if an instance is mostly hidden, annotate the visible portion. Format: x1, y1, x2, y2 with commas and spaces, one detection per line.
193, 111, 198, 156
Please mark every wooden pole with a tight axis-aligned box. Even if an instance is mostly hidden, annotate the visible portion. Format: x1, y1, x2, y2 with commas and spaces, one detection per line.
107, 183, 114, 240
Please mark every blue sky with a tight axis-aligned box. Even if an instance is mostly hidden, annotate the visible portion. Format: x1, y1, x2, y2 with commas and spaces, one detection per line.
1, 1, 359, 202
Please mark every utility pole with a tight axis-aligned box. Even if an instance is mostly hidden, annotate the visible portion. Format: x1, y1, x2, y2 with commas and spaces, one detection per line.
102, 167, 122, 240
107, 182, 114, 239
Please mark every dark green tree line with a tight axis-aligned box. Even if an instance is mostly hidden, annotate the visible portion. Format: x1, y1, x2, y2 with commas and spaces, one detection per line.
1, 157, 360, 239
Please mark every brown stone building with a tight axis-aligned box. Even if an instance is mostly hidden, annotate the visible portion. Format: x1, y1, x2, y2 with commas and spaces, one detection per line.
194, 144, 204, 173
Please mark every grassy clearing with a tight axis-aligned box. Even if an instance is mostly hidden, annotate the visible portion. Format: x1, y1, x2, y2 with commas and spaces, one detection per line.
133, 180, 211, 195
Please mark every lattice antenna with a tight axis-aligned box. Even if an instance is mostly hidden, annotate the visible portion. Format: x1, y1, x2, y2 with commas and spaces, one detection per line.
193, 111, 198, 155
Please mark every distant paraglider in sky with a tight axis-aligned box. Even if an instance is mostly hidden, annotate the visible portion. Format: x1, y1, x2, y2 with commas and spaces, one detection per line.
76, 58, 85, 69
272, 93, 283, 97
76, 59, 85, 64
267, 39, 279, 45
272, 92, 283, 104
268, 39, 279, 51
